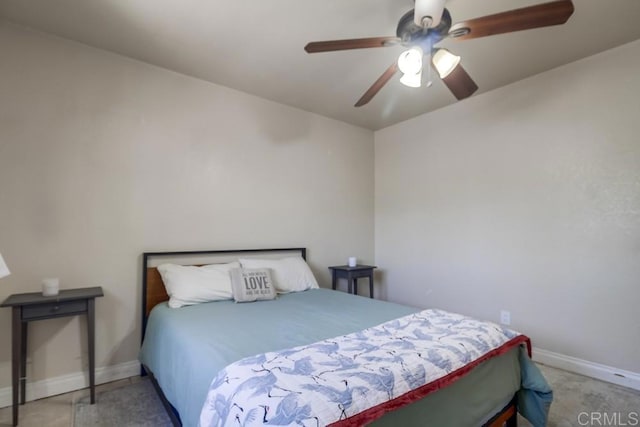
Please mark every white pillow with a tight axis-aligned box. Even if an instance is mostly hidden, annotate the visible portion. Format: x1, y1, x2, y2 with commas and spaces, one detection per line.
156, 262, 239, 308
238, 257, 319, 293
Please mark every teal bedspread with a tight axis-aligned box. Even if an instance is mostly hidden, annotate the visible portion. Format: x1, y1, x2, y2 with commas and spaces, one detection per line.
519, 350, 554, 426
140, 289, 417, 427
139, 288, 551, 426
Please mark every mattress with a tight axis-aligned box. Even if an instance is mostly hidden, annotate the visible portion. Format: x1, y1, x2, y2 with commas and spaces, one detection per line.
139, 288, 522, 426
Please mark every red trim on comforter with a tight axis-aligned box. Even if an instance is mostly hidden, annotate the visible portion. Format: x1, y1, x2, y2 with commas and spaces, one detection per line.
330, 335, 531, 427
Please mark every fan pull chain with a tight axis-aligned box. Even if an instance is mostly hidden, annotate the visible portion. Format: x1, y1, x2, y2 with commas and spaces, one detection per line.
425, 49, 433, 88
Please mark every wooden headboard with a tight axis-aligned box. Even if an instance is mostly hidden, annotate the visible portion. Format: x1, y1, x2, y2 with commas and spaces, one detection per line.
141, 248, 306, 342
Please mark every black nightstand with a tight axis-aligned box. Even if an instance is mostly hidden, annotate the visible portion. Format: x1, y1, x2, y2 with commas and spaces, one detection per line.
329, 265, 377, 298
1, 286, 104, 426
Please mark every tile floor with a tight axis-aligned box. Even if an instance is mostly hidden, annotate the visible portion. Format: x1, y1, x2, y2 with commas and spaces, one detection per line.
0, 376, 143, 427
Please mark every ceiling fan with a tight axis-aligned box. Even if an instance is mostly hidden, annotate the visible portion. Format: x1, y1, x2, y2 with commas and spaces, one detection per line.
304, 0, 574, 107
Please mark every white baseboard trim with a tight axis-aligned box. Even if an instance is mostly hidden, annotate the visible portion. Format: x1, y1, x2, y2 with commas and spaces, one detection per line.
532, 347, 640, 391
0, 360, 140, 409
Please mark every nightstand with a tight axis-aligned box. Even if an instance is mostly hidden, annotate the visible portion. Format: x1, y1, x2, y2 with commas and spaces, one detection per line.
328, 265, 377, 298
1, 286, 104, 426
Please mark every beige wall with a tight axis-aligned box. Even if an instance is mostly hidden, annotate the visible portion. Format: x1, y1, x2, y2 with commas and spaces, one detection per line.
1, 16, 638, 398
0, 21, 374, 389
375, 40, 640, 372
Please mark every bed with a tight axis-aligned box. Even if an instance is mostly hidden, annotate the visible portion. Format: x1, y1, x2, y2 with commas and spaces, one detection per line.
139, 248, 551, 427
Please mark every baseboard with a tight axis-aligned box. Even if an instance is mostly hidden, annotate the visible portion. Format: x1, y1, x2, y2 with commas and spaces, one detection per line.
0, 360, 140, 409
532, 347, 640, 391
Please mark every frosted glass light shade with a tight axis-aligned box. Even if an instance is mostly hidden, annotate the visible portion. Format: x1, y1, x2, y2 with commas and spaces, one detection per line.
0, 253, 10, 279
398, 47, 423, 88
432, 48, 461, 78
398, 48, 423, 75
400, 71, 422, 88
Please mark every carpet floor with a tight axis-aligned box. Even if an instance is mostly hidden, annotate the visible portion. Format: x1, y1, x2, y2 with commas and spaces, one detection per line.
73, 364, 639, 426
74, 380, 171, 426
529, 364, 640, 427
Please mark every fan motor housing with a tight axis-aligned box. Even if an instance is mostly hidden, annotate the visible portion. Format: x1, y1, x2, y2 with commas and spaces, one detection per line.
397, 8, 452, 47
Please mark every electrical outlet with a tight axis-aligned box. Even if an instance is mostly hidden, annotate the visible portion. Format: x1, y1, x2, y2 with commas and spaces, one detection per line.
500, 310, 511, 326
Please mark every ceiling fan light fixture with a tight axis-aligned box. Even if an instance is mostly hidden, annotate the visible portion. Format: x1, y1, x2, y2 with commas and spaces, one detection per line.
432, 48, 461, 79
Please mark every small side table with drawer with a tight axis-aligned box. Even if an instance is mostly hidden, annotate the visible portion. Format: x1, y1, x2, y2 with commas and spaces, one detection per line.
1, 286, 104, 426
329, 265, 377, 298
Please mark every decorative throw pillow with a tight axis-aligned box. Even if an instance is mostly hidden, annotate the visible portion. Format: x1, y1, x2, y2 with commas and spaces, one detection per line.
238, 257, 319, 293
156, 262, 239, 308
230, 268, 277, 303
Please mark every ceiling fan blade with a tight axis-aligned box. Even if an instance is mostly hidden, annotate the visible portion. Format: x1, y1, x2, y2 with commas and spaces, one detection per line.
441, 64, 478, 100
305, 37, 400, 53
449, 0, 574, 40
355, 62, 399, 107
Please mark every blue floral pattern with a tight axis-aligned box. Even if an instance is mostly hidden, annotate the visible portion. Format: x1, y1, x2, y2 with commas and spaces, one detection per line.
199, 309, 520, 427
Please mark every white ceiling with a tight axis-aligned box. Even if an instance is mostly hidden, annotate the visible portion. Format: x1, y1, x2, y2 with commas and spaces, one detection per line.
2, 0, 640, 130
